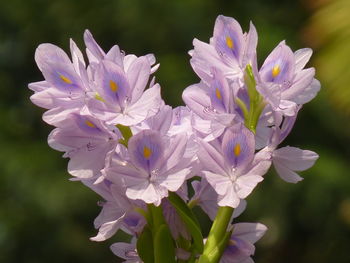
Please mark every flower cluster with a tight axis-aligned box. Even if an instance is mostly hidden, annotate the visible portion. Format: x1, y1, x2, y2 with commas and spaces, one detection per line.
29, 15, 320, 263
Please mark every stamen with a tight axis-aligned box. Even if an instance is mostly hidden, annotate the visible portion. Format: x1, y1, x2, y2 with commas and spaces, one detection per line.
109, 80, 119, 92
272, 65, 280, 78
60, 74, 73, 84
226, 36, 234, 49
143, 146, 152, 159
233, 144, 241, 156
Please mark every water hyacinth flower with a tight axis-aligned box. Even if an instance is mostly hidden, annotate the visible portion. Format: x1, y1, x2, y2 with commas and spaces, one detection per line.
82, 30, 163, 126
86, 58, 163, 126
29, 42, 89, 125
257, 41, 321, 116
110, 239, 141, 263
190, 15, 258, 84
48, 111, 120, 179
190, 178, 247, 220
220, 223, 267, 263
81, 177, 147, 242
90, 185, 146, 241
29, 29, 163, 127
105, 129, 192, 206
182, 69, 239, 140
27, 15, 321, 263
267, 114, 319, 183
272, 146, 319, 183
198, 124, 271, 208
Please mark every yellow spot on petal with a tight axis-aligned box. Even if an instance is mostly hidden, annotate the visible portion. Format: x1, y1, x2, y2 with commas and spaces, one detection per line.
60, 74, 73, 84
233, 144, 241, 157
226, 36, 234, 49
215, 88, 222, 100
109, 80, 118, 92
95, 93, 105, 102
85, 120, 95, 128
272, 65, 281, 78
143, 146, 152, 159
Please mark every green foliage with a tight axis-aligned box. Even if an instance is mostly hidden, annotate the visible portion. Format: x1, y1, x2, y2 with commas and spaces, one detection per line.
168, 192, 204, 254
137, 226, 154, 263
154, 224, 176, 263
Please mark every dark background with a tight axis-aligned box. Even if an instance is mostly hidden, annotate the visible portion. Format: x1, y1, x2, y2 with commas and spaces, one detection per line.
1, 0, 350, 262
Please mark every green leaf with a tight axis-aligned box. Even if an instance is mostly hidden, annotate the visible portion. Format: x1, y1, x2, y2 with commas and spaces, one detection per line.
148, 203, 166, 227
116, 124, 133, 147
168, 192, 204, 253
154, 224, 176, 263
244, 64, 257, 100
136, 226, 154, 263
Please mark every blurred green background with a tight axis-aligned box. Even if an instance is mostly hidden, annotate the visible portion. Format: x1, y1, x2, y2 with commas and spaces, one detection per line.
1, 0, 350, 262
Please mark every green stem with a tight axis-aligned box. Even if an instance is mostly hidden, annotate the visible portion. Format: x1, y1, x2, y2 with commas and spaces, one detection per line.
188, 198, 199, 209
148, 204, 165, 230
197, 206, 234, 263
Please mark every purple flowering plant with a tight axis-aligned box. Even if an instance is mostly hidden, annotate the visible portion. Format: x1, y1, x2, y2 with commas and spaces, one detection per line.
29, 15, 320, 263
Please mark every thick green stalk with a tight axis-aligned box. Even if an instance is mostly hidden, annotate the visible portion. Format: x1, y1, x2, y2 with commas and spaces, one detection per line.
197, 206, 234, 263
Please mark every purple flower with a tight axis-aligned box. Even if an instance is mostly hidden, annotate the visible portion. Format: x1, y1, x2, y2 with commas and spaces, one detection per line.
27, 19, 320, 262
272, 146, 319, 183
86, 57, 163, 126
29, 42, 89, 125
220, 223, 267, 263
48, 111, 120, 179
29, 29, 162, 127
110, 239, 141, 263
257, 42, 320, 116
190, 15, 258, 84
190, 178, 247, 220
183, 70, 241, 141
264, 114, 319, 183
198, 124, 271, 208
105, 129, 192, 206
84, 178, 146, 242
81, 179, 130, 242
82, 30, 163, 126
133, 105, 173, 135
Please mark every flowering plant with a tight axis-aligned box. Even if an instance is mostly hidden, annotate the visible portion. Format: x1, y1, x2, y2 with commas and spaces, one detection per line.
29, 15, 320, 263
